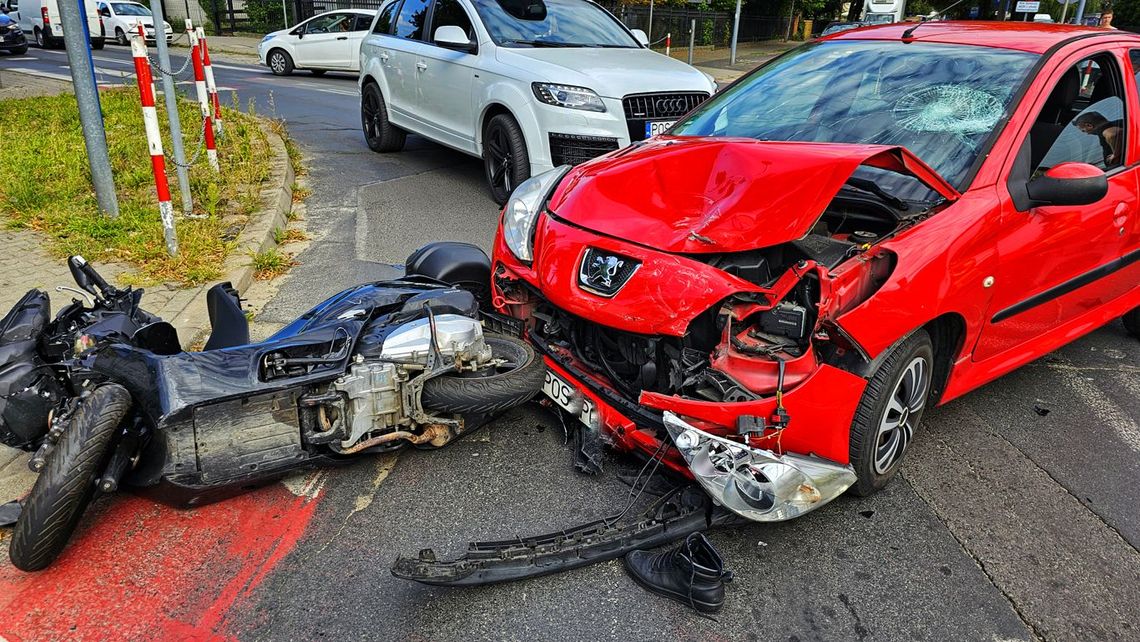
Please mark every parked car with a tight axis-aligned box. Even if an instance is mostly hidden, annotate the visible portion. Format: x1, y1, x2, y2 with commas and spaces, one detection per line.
258, 9, 377, 76
819, 21, 863, 36
413, 22, 1140, 531
96, 1, 171, 46
0, 11, 28, 54
358, 0, 717, 204
9, 0, 103, 49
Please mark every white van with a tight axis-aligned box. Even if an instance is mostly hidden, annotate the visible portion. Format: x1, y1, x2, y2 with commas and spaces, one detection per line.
9, 0, 104, 49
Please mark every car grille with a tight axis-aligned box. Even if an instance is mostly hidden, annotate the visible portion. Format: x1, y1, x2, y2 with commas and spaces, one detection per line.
622, 92, 710, 142
549, 133, 620, 167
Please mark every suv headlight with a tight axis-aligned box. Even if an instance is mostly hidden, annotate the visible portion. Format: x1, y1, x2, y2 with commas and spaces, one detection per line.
502, 166, 570, 263
532, 83, 606, 113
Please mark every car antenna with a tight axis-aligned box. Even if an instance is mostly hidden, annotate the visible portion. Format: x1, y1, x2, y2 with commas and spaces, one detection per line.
907, 0, 970, 40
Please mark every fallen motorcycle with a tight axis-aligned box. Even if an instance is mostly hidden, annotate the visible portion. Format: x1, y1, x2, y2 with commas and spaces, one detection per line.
0, 256, 545, 571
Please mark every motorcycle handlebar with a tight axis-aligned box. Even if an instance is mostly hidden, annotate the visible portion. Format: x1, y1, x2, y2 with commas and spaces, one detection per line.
67, 255, 116, 299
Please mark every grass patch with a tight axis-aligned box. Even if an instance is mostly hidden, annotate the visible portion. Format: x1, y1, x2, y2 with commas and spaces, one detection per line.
273, 227, 308, 244
0, 88, 272, 286
249, 247, 295, 280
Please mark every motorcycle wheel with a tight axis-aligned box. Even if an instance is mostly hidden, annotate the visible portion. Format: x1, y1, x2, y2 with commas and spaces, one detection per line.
421, 335, 546, 416
9, 383, 131, 572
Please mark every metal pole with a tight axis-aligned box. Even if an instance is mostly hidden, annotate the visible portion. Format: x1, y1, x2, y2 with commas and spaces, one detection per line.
730, 0, 741, 65
59, 0, 119, 216
282, 0, 288, 28
1060, 0, 1069, 23
150, 0, 192, 216
785, 0, 796, 41
1075, 0, 1086, 23
647, 0, 653, 41
687, 18, 695, 65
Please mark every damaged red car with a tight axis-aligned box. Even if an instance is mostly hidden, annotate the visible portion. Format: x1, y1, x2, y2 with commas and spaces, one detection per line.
410, 23, 1140, 530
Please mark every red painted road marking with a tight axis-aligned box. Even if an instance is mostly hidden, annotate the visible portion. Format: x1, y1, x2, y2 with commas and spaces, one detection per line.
0, 482, 322, 642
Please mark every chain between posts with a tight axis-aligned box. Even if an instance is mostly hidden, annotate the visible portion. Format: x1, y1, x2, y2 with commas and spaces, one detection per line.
163, 110, 208, 169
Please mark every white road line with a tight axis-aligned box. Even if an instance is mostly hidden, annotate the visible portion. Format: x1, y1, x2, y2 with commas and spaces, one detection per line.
309, 86, 359, 96
7, 67, 74, 82
91, 55, 134, 66
4, 57, 36, 61
209, 62, 259, 72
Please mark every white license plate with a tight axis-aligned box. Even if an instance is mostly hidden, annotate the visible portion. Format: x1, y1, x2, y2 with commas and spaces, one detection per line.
645, 120, 675, 137
543, 370, 594, 426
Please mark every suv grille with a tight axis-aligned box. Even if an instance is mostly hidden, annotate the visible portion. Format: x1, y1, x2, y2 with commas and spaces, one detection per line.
622, 92, 709, 142
549, 133, 620, 166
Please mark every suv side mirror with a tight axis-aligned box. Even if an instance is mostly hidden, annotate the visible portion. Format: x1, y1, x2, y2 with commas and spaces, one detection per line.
434, 25, 476, 53
1026, 162, 1108, 208
630, 28, 649, 46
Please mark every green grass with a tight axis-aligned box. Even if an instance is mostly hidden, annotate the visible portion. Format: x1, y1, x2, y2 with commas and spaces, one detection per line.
0, 88, 273, 286
248, 247, 294, 280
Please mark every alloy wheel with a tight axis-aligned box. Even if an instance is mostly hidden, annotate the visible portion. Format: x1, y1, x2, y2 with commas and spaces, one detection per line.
487, 125, 514, 195
362, 90, 380, 141
270, 52, 286, 74
873, 356, 929, 474
34, 28, 43, 48
116, 28, 127, 46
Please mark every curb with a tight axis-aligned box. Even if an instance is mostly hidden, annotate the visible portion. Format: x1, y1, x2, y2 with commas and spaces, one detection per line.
164, 122, 295, 347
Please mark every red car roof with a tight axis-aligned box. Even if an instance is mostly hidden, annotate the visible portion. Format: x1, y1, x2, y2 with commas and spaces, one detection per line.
827, 20, 1131, 54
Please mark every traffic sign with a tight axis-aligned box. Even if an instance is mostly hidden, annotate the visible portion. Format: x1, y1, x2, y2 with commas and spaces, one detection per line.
1015, 1, 1041, 12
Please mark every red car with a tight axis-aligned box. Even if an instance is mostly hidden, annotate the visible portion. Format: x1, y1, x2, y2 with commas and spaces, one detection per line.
412, 22, 1140, 524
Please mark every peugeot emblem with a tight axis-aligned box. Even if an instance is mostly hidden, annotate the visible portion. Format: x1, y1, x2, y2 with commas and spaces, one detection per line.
579, 248, 640, 297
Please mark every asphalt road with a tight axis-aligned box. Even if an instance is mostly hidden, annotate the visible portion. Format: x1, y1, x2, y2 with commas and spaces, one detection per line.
2, 44, 1139, 642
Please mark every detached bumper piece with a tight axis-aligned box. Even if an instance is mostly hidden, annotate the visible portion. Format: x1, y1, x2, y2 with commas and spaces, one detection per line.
391, 486, 739, 586
663, 412, 856, 522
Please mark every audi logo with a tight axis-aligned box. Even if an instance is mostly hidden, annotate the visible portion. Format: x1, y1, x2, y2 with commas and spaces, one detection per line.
654, 97, 689, 114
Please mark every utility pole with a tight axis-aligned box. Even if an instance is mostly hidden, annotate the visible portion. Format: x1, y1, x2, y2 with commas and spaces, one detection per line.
150, 0, 193, 216
58, 0, 119, 216
730, 0, 741, 65
1075, 0, 1087, 23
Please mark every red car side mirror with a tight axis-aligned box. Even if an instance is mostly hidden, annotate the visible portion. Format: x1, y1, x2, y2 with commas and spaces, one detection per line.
1026, 162, 1108, 208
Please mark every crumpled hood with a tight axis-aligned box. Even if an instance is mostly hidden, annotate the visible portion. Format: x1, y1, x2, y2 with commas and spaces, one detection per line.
495, 47, 714, 98
548, 137, 959, 254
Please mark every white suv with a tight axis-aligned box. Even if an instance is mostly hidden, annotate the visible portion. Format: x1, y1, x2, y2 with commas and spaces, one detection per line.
359, 0, 716, 203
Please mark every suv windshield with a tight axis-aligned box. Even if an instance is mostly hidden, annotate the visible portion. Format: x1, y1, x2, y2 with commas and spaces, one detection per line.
112, 3, 150, 15
672, 41, 1038, 196
472, 0, 638, 48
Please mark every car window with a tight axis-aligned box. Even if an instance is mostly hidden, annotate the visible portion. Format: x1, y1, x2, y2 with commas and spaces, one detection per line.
373, 1, 399, 35
430, 0, 474, 40
353, 14, 373, 31
110, 2, 149, 16
394, 0, 431, 39
307, 13, 353, 34
1032, 54, 1127, 173
472, 0, 638, 48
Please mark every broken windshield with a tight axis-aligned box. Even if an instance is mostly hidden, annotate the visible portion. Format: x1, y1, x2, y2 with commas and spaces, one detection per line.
671, 41, 1038, 195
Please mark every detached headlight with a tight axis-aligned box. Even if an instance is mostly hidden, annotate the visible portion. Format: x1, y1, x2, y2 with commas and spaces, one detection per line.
664, 412, 856, 522
502, 166, 570, 263
532, 83, 606, 113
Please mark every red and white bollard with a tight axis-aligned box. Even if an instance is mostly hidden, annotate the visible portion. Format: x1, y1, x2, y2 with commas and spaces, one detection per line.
197, 27, 223, 137
130, 32, 179, 257
665, 32, 671, 56
188, 25, 220, 172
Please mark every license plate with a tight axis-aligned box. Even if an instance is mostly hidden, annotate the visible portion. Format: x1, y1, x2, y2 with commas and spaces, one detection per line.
543, 370, 594, 426
645, 120, 675, 137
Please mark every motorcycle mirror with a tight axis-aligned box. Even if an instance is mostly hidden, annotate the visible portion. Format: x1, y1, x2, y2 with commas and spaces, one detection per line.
67, 256, 99, 296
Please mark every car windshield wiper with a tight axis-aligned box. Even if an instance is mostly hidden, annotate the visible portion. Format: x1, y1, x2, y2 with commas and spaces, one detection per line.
843, 177, 909, 212
501, 39, 584, 48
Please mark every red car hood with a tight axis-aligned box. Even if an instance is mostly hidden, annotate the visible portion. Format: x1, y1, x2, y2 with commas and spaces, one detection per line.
548, 137, 960, 254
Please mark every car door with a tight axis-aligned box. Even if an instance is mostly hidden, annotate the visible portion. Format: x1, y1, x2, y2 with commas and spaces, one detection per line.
974, 47, 1139, 361
414, 0, 478, 150
346, 13, 373, 71
386, 0, 432, 121
294, 12, 355, 69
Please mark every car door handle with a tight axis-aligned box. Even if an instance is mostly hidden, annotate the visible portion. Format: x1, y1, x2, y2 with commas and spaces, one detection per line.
416, 61, 428, 71
379, 52, 389, 61
1113, 201, 1129, 228
337, 36, 348, 40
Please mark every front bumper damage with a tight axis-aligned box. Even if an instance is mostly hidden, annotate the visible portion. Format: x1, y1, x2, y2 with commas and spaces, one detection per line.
663, 412, 856, 522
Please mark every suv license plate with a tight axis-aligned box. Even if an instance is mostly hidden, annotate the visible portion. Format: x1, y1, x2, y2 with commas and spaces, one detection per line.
543, 370, 594, 426
645, 120, 675, 138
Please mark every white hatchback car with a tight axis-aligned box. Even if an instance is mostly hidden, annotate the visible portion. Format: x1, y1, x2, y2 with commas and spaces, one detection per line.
359, 0, 717, 203
259, 9, 377, 76
96, 1, 171, 46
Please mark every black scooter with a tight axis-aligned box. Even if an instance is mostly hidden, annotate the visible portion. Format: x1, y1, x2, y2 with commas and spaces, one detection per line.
0, 256, 545, 571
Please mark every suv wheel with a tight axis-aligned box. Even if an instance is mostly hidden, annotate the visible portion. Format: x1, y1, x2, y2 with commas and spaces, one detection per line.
361, 83, 406, 152
483, 113, 530, 205
848, 329, 934, 497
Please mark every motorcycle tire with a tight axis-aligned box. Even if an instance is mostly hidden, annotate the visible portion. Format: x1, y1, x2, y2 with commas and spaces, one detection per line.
421, 335, 545, 416
9, 383, 131, 572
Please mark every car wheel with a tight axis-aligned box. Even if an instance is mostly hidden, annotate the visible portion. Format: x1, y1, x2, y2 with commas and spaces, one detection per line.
361, 82, 406, 153
267, 49, 294, 76
1123, 307, 1140, 339
483, 113, 530, 205
33, 28, 44, 48
90, 37, 104, 50
848, 329, 934, 497
310, 69, 326, 76
115, 27, 128, 46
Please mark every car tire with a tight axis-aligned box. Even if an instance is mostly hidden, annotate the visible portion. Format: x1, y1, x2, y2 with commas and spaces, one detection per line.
267, 48, 294, 76
310, 69, 326, 76
847, 329, 934, 497
33, 28, 44, 48
483, 113, 530, 205
90, 37, 104, 50
1123, 307, 1140, 339
420, 335, 546, 416
13, 45, 28, 55
8, 384, 131, 572
115, 27, 128, 46
361, 82, 406, 153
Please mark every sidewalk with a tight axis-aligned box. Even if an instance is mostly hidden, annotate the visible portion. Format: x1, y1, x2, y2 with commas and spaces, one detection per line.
171, 33, 262, 62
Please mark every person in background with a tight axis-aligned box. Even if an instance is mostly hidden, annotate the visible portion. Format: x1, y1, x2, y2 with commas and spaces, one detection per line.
1076, 111, 1124, 167
1100, 10, 1117, 28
